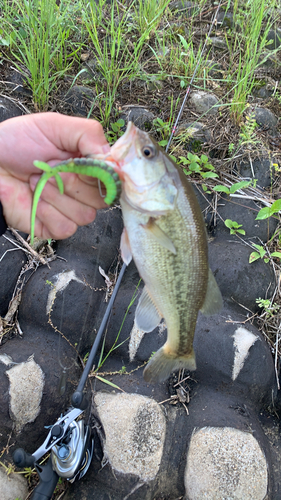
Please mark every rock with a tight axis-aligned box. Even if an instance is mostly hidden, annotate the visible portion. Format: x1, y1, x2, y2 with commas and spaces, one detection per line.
185, 427, 268, 500
190, 91, 219, 116
208, 232, 276, 312
94, 392, 166, 480
250, 107, 278, 132
55, 207, 123, 270
208, 37, 228, 51
0, 231, 28, 316
0, 467, 28, 500
239, 156, 276, 188
120, 106, 154, 130
252, 83, 275, 99
210, 192, 279, 241
6, 356, 45, 432
217, 9, 234, 29
169, 1, 200, 16
176, 121, 211, 149
0, 96, 24, 122
205, 60, 224, 79
59, 85, 96, 117
5, 68, 33, 98
266, 28, 281, 50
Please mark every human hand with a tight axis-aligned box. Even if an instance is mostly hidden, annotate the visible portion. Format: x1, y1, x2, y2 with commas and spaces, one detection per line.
0, 112, 111, 240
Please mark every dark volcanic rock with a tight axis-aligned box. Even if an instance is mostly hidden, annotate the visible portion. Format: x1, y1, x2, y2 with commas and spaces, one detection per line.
59, 85, 96, 117
208, 232, 276, 312
0, 231, 28, 316
0, 96, 24, 122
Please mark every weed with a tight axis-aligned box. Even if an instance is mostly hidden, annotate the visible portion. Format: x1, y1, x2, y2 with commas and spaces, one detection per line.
256, 298, 280, 318
213, 180, 255, 195
106, 119, 125, 144
224, 219, 245, 236
255, 199, 281, 221
179, 153, 218, 179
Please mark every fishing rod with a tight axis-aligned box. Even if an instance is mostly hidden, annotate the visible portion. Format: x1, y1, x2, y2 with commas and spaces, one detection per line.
12, 3, 222, 498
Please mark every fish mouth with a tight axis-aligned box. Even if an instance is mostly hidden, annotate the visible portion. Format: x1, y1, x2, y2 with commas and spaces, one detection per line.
103, 121, 137, 177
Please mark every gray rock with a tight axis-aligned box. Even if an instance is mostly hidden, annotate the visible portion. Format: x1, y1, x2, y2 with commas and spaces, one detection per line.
120, 106, 154, 130
185, 427, 268, 500
217, 9, 234, 29
208, 232, 276, 312
251, 107, 278, 131
0, 96, 24, 122
59, 85, 96, 117
6, 356, 45, 432
252, 84, 275, 99
169, 0, 200, 16
0, 231, 28, 316
239, 156, 276, 188
0, 467, 28, 500
209, 192, 279, 240
177, 121, 212, 145
94, 392, 166, 480
190, 91, 219, 116
208, 37, 228, 51
266, 28, 281, 50
205, 60, 224, 79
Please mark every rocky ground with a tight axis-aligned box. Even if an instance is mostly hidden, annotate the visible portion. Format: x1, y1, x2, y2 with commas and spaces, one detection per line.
0, 1, 281, 499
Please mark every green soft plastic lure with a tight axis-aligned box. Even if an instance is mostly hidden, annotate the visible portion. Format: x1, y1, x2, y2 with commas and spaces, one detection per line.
30, 157, 122, 244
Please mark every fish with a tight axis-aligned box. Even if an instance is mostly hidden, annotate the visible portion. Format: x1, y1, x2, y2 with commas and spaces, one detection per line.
104, 122, 223, 383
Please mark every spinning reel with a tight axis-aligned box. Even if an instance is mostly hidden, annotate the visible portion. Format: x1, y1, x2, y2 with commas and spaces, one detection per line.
13, 263, 127, 500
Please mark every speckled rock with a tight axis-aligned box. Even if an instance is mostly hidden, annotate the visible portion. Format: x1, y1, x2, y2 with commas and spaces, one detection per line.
190, 91, 219, 116
94, 392, 166, 480
185, 427, 268, 500
0, 467, 29, 500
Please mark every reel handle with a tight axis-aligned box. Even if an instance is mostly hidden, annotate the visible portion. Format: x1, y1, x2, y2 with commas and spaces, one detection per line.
13, 448, 35, 468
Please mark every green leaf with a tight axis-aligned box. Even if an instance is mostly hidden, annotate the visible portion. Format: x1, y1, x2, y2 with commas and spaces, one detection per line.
200, 154, 208, 163
178, 156, 189, 165
169, 154, 177, 163
229, 180, 251, 194
270, 199, 281, 213
271, 252, 281, 259
249, 251, 260, 263
237, 229, 246, 235
95, 375, 124, 391
255, 206, 272, 220
224, 219, 233, 229
213, 185, 230, 194
201, 171, 219, 179
178, 34, 189, 52
189, 162, 200, 172
158, 139, 168, 147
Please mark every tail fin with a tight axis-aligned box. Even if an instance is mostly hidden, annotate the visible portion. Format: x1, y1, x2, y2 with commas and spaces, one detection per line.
143, 346, 196, 384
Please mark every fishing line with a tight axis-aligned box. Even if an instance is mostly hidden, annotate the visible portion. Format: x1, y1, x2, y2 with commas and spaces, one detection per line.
165, 0, 223, 153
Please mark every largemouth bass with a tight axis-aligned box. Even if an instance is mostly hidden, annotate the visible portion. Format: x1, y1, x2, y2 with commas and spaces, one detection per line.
105, 122, 222, 383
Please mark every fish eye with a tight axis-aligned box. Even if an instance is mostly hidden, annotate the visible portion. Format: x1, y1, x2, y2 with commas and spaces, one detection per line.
142, 145, 156, 159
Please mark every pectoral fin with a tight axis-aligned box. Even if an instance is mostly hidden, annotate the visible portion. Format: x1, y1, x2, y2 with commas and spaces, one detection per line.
200, 268, 223, 315
141, 218, 176, 255
120, 227, 132, 265
135, 286, 162, 332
